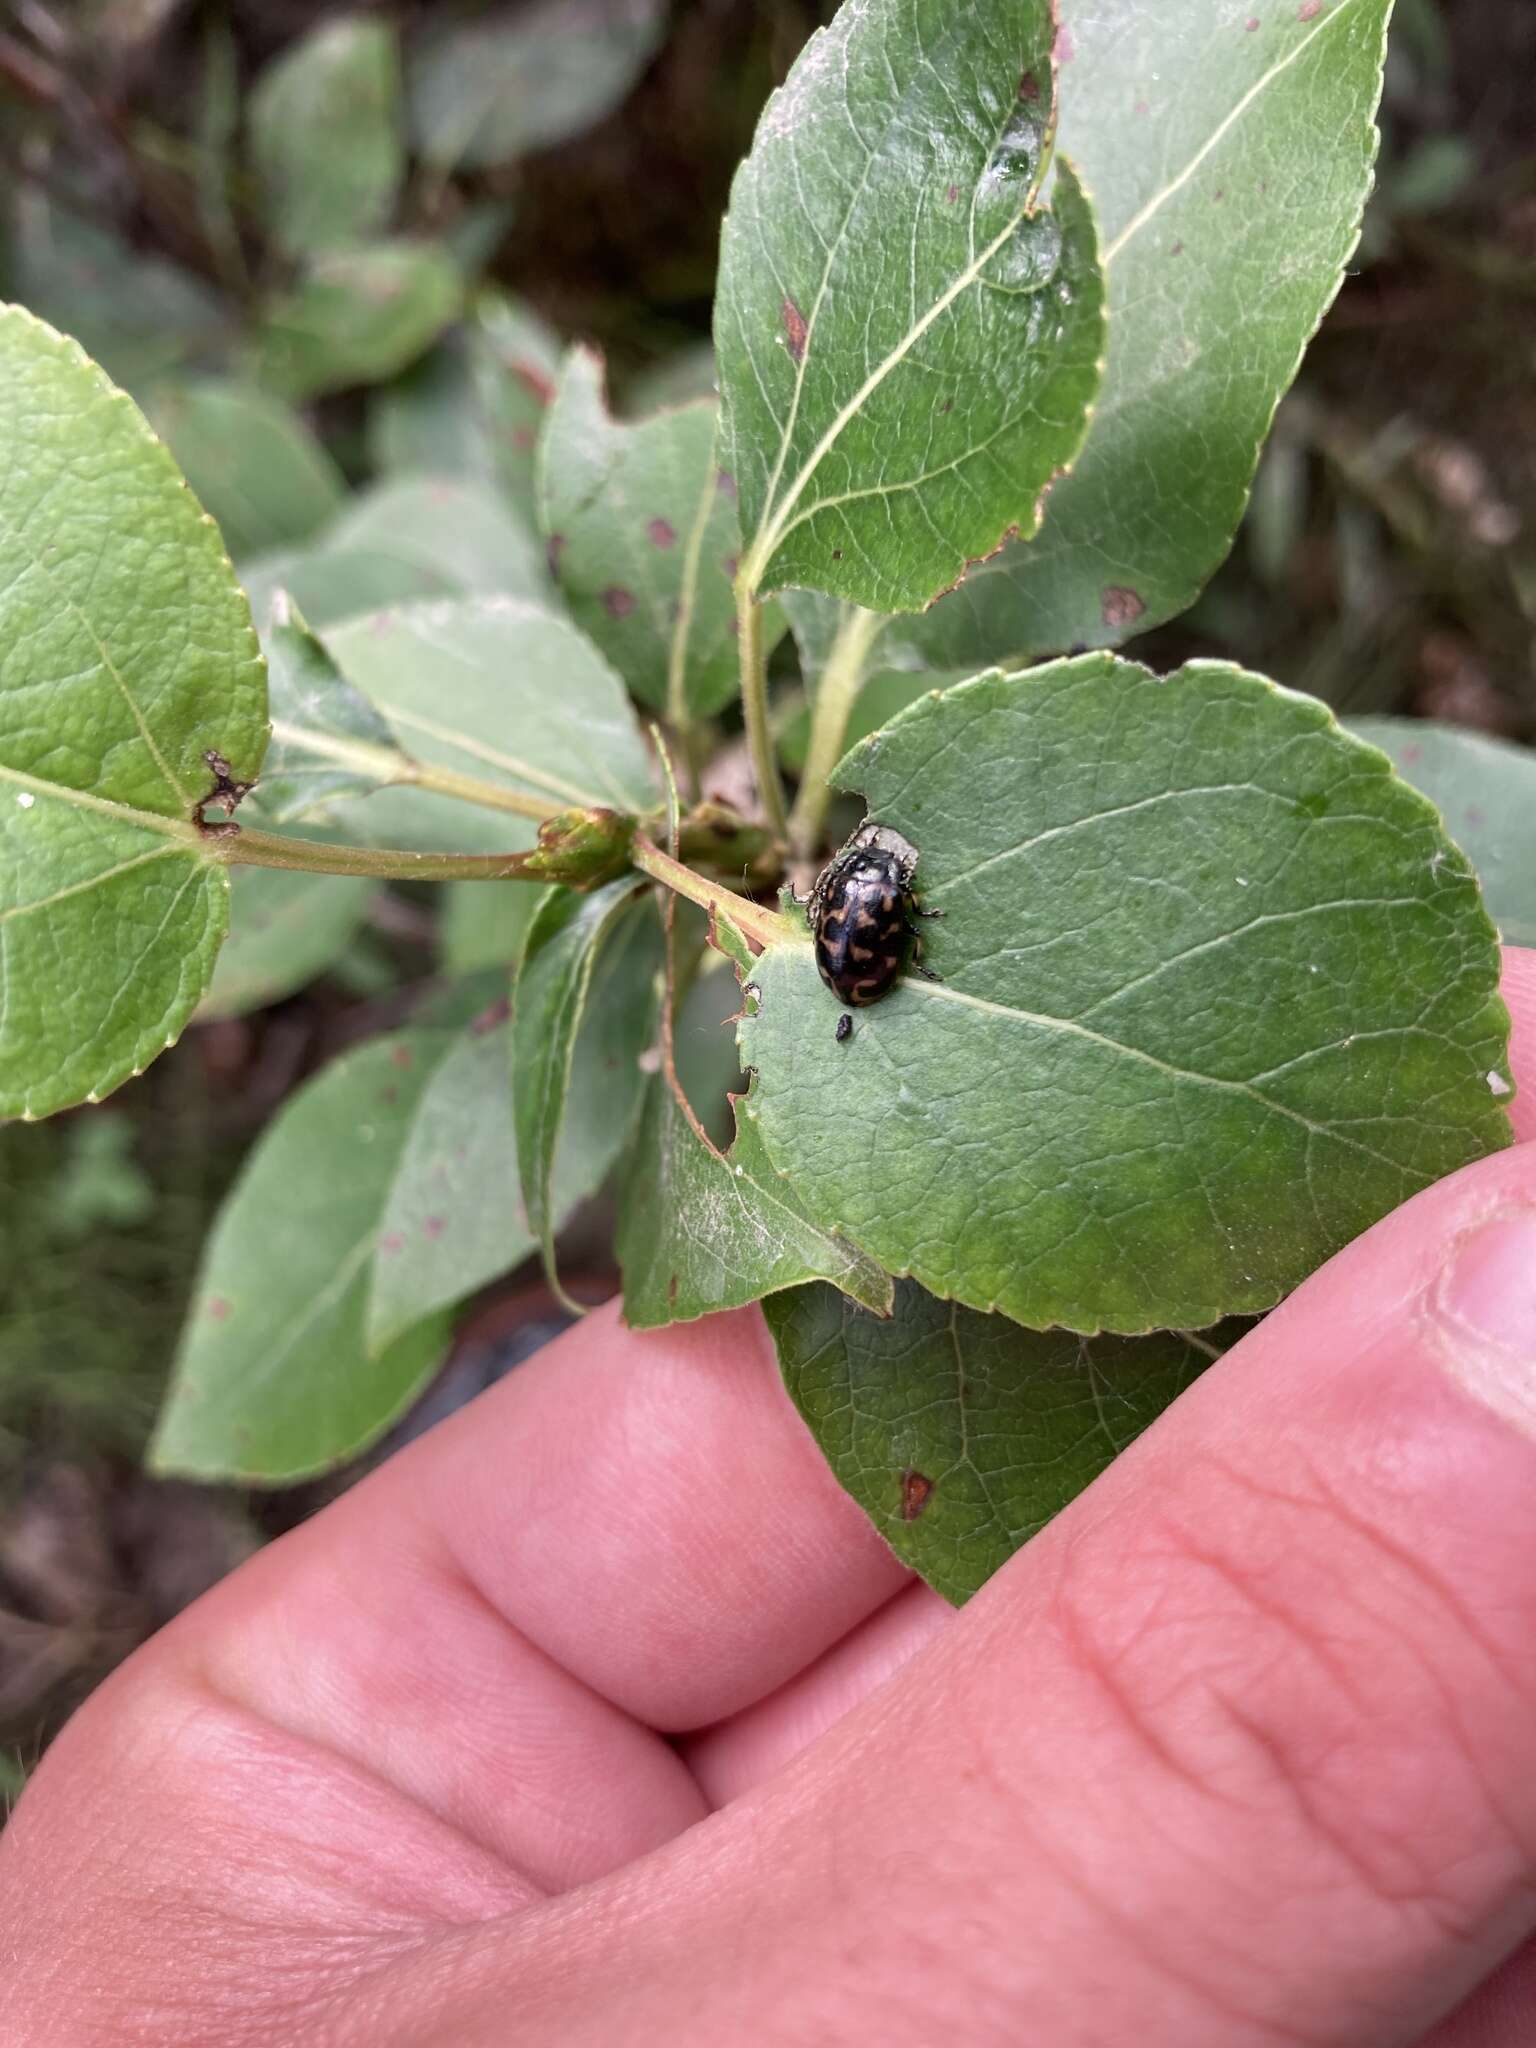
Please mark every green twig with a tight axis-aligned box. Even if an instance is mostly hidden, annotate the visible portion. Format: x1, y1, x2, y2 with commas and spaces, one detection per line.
734, 577, 789, 840
268, 720, 560, 823
210, 826, 539, 882
630, 834, 789, 953
787, 604, 885, 860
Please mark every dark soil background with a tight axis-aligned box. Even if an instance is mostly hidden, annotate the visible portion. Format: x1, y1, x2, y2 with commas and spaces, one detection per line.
1, 0, 1532, 1811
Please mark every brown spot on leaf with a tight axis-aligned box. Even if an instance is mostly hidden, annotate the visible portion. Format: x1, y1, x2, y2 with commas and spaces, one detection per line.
901, 1469, 935, 1521
546, 533, 566, 577
940, 398, 955, 414
781, 297, 809, 363
381, 1086, 398, 1106
668, 1273, 680, 1303
604, 586, 637, 619
724, 553, 739, 578
945, 183, 960, 204
1101, 585, 1146, 628
1214, 187, 1225, 202
648, 517, 677, 548
716, 469, 737, 500
391, 1045, 414, 1069
1053, 23, 1076, 62
471, 996, 512, 1035
832, 548, 844, 560
1170, 241, 1184, 256
1018, 70, 1040, 101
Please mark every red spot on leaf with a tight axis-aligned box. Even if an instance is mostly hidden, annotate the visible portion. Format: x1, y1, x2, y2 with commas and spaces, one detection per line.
381, 1233, 405, 1258
1134, 98, 1150, 115
781, 297, 809, 363
1298, 0, 1321, 16
723, 553, 739, 578
391, 1045, 414, 1069
208, 1296, 231, 1322
604, 585, 637, 619
512, 359, 556, 405
512, 425, 535, 451
1053, 23, 1076, 62
471, 995, 511, 1036
424, 1216, 446, 1240
716, 469, 737, 500
1018, 70, 1040, 101
1170, 241, 1184, 256
1245, 13, 1261, 25
648, 517, 677, 548
1101, 585, 1146, 628
901, 1469, 934, 1521
546, 533, 566, 577
945, 183, 960, 203
1465, 804, 1487, 829
1214, 187, 1225, 202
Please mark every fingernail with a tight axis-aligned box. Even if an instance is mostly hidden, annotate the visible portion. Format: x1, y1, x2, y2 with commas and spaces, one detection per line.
1432, 1209, 1536, 1433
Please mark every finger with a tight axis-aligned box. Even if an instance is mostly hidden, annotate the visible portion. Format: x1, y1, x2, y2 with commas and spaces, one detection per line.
376, 1137, 1536, 2048
1501, 945, 1536, 1143
685, 1580, 951, 1806
140, 1303, 908, 1890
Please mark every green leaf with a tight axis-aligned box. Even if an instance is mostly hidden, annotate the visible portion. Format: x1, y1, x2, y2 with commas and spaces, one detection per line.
440, 880, 541, 974
779, 666, 973, 774
255, 596, 399, 823
255, 242, 462, 401
890, 0, 1394, 669
148, 379, 345, 559
1350, 719, 1536, 950
248, 15, 403, 259
367, 1011, 530, 1356
151, 1031, 454, 1483
367, 296, 562, 519
239, 546, 452, 631
203, 864, 374, 1017
619, 1079, 894, 1329
740, 656, 1512, 1335
716, 0, 1106, 612
512, 881, 657, 1292
7, 198, 226, 394
0, 306, 265, 1120
765, 1281, 1234, 1603
410, 0, 665, 171
539, 346, 755, 720
326, 476, 549, 604
325, 597, 660, 820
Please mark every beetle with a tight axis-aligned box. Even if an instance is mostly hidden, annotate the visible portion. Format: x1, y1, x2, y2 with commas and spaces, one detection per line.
808, 822, 943, 1026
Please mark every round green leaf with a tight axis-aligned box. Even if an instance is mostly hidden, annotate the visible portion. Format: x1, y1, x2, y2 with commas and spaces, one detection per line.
767, 1280, 1234, 1602
148, 380, 346, 559
0, 306, 266, 1120
255, 242, 462, 402
249, 16, 404, 260
739, 657, 1513, 1334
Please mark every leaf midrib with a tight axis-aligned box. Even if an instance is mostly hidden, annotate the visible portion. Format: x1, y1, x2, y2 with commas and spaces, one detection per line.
0, 761, 206, 847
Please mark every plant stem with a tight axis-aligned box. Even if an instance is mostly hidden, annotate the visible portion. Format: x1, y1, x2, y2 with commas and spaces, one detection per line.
734, 578, 790, 841
268, 721, 559, 823
786, 604, 885, 860
631, 834, 790, 952
210, 826, 542, 883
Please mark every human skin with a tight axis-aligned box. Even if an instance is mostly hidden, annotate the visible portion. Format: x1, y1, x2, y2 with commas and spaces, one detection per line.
3, 949, 1536, 2047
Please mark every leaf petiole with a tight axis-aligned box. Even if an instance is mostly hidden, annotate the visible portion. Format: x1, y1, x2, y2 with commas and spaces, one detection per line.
630, 832, 791, 953
787, 603, 886, 860
734, 576, 790, 840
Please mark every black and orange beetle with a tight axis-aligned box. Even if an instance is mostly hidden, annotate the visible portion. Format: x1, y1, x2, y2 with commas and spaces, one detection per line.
809, 823, 942, 1030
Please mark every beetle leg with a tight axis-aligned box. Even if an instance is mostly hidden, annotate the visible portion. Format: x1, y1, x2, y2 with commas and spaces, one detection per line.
907, 928, 944, 983
912, 963, 944, 983
909, 904, 944, 920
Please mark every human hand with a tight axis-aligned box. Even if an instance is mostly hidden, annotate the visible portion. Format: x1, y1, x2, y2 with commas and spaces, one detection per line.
4, 949, 1536, 2048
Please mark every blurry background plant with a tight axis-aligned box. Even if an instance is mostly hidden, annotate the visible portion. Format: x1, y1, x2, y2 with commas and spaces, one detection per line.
0, 0, 1532, 1801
